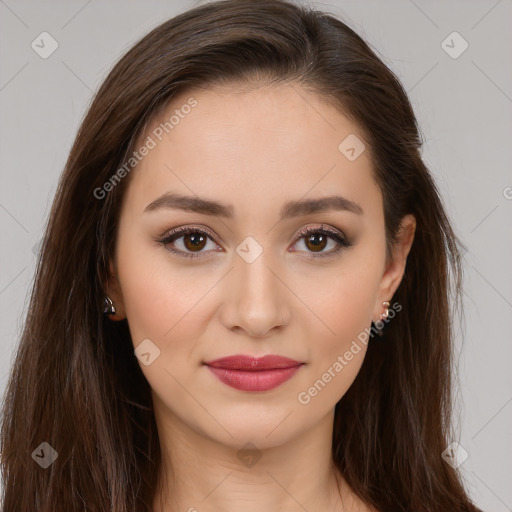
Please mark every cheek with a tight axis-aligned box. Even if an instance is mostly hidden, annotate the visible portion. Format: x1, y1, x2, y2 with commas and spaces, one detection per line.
116, 233, 210, 350
117, 245, 215, 411
292, 258, 380, 401
301, 258, 380, 342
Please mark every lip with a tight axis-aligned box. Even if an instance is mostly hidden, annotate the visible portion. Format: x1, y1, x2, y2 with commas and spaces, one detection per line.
204, 354, 304, 392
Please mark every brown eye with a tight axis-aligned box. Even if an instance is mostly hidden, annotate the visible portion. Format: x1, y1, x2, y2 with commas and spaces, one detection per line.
292, 225, 353, 259
159, 227, 219, 259
304, 232, 328, 252
182, 232, 207, 252
159, 224, 353, 260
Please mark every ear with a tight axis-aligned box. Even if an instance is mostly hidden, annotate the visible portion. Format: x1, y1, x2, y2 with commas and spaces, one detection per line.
372, 214, 416, 322
105, 259, 126, 321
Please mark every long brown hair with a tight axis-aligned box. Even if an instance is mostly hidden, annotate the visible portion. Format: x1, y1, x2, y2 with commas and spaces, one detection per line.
0, 1, 482, 510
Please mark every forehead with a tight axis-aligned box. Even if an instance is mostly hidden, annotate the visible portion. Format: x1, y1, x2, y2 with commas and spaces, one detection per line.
123, 83, 382, 222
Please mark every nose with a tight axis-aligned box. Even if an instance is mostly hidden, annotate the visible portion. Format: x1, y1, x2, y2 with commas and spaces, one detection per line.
219, 250, 290, 339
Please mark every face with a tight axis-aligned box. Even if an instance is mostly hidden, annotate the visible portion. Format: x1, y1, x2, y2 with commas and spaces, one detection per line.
108, 82, 415, 449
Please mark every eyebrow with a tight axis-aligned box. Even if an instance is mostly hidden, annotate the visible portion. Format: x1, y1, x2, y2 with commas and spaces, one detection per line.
144, 192, 363, 218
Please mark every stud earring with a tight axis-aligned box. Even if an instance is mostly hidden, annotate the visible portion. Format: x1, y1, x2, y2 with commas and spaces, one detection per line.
103, 296, 116, 316
374, 301, 391, 338
380, 301, 390, 320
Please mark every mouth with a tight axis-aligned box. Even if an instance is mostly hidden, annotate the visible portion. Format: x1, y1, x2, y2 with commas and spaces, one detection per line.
203, 354, 304, 392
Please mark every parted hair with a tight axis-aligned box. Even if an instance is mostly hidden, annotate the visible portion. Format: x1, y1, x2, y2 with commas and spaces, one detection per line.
0, 1, 481, 511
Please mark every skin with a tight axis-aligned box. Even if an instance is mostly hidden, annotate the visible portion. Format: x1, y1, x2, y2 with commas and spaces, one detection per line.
107, 82, 416, 512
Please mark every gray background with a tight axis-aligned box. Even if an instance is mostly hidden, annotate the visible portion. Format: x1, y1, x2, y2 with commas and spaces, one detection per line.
1, 0, 511, 509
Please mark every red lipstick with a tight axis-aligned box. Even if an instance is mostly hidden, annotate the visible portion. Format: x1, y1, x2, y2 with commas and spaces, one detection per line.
204, 354, 304, 391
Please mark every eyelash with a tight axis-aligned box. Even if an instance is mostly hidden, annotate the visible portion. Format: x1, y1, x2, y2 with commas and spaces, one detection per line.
157, 224, 353, 260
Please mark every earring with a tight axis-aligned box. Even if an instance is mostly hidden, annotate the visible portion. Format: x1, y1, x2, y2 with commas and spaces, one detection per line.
103, 296, 116, 315
374, 301, 390, 338
380, 301, 390, 320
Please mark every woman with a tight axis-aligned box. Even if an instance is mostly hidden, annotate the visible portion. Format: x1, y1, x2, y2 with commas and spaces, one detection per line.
0, 0, 483, 510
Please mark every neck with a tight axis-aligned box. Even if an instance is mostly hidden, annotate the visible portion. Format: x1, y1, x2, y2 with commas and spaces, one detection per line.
151, 406, 352, 512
